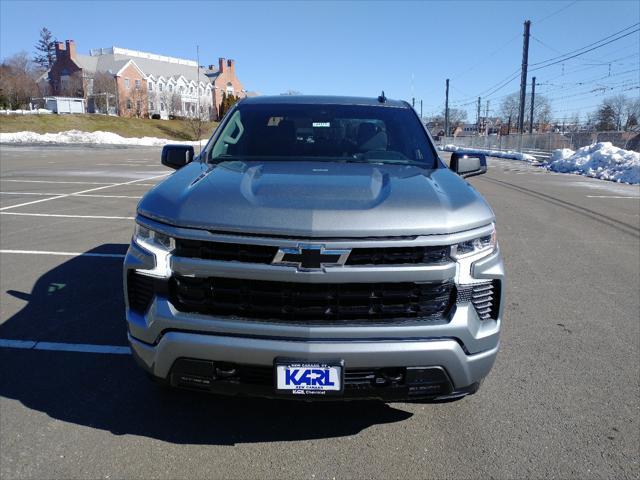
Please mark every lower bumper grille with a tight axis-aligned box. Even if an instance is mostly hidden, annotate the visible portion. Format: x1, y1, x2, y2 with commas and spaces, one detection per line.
127, 272, 155, 314
169, 359, 454, 397
457, 280, 501, 320
170, 276, 456, 324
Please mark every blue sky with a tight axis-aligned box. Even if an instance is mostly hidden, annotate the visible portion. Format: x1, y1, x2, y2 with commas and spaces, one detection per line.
1, 0, 638, 121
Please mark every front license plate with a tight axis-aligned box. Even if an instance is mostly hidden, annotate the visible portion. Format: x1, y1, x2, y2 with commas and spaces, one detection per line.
275, 361, 343, 396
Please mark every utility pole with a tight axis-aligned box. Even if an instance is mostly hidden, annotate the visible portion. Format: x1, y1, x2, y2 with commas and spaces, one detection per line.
476, 97, 481, 135
412, 97, 415, 108
518, 20, 531, 134
420, 99, 423, 119
529, 76, 536, 133
485, 100, 490, 135
444, 78, 450, 137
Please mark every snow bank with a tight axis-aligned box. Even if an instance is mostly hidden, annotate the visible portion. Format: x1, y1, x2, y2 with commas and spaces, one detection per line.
439, 144, 537, 162
0, 109, 52, 115
0, 130, 202, 146
547, 142, 639, 185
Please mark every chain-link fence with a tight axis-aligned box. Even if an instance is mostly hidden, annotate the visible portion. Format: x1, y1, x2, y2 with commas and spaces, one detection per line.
434, 131, 639, 160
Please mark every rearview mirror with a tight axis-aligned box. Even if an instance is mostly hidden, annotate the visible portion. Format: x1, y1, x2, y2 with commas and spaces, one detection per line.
449, 152, 487, 178
161, 145, 194, 170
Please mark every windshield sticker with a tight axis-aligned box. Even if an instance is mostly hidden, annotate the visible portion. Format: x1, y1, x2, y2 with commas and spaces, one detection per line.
312, 122, 330, 128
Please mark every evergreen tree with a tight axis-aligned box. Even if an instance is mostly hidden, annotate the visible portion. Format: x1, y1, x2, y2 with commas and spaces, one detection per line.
595, 104, 616, 131
626, 113, 638, 130
34, 27, 56, 70
218, 92, 241, 119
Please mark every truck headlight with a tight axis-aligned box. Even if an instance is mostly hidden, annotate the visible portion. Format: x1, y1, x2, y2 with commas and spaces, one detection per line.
133, 224, 175, 277
452, 224, 497, 259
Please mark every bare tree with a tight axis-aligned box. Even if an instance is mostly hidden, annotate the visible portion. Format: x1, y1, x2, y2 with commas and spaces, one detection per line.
59, 71, 84, 97
160, 90, 181, 117
499, 92, 552, 131
185, 106, 211, 141
127, 83, 147, 118
0, 52, 40, 109
601, 95, 628, 131
90, 71, 116, 113
441, 107, 467, 130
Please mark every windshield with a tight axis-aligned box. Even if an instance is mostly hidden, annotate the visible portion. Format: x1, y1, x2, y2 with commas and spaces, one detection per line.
207, 103, 438, 168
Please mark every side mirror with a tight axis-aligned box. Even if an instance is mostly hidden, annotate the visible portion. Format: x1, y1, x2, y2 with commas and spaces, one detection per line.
449, 152, 487, 178
161, 145, 194, 170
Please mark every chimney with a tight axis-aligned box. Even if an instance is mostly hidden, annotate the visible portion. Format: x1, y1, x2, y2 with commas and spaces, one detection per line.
65, 40, 77, 60
55, 41, 66, 59
227, 59, 235, 72
218, 57, 225, 73
208, 64, 215, 71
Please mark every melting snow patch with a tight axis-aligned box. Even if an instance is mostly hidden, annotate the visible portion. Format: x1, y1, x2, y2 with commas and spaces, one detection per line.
439, 145, 537, 162
546, 142, 639, 185
0, 130, 202, 146
0, 109, 52, 115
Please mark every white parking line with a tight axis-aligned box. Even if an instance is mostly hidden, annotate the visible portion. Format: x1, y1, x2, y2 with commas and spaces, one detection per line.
0, 249, 125, 258
0, 192, 143, 199
96, 163, 158, 167
0, 173, 167, 211
1, 179, 115, 185
0, 339, 131, 355
1, 212, 134, 219
586, 195, 640, 199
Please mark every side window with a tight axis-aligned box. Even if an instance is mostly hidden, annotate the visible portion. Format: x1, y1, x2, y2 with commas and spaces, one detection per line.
210, 110, 244, 159
124, 78, 130, 89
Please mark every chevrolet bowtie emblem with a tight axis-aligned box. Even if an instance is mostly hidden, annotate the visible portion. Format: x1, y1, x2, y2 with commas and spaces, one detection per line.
272, 244, 351, 270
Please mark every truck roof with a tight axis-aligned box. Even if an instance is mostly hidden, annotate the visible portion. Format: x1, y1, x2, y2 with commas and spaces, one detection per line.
240, 95, 409, 108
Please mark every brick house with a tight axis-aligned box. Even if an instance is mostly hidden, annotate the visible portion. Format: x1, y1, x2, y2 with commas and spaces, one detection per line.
48, 41, 247, 119
206, 57, 246, 118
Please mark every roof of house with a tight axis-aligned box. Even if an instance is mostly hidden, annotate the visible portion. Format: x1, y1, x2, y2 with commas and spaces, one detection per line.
75, 47, 216, 84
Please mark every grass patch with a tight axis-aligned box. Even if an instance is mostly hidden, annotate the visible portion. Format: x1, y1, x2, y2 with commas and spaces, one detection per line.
0, 114, 218, 141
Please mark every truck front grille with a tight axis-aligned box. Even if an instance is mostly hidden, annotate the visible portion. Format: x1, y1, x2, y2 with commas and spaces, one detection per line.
169, 276, 456, 323
174, 238, 450, 266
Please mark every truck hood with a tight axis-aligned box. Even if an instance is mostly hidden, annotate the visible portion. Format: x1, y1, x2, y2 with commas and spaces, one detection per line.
138, 160, 495, 237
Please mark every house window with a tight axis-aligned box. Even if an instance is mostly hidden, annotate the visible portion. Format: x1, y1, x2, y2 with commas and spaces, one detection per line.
158, 83, 163, 92
160, 102, 165, 111
190, 87, 194, 94
168, 84, 173, 92
179, 86, 184, 94
124, 78, 130, 89
148, 81, 154, 91
135, 79, 141, 89
226, 82, 234, 95
199, 87, 203, 95
136, 100, 141, 111
149, 101, 154, 110
126, 99, 132, 109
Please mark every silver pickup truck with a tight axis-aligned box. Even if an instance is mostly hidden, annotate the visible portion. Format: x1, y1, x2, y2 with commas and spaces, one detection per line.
124, 95, 504, 401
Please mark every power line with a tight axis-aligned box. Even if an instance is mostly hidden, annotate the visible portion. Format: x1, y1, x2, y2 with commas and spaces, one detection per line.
450, 32, 521, 80
529, 23, 639, 69
534, 0, 578, 24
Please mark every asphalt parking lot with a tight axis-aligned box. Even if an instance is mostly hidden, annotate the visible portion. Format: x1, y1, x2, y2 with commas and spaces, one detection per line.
1, 144, 639, 479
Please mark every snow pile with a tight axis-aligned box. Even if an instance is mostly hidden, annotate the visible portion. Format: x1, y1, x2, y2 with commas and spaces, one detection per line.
547, 142, 639, 184
440, 144, 537, 162
0, 130, 202, 146
0, 108, 52, 115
